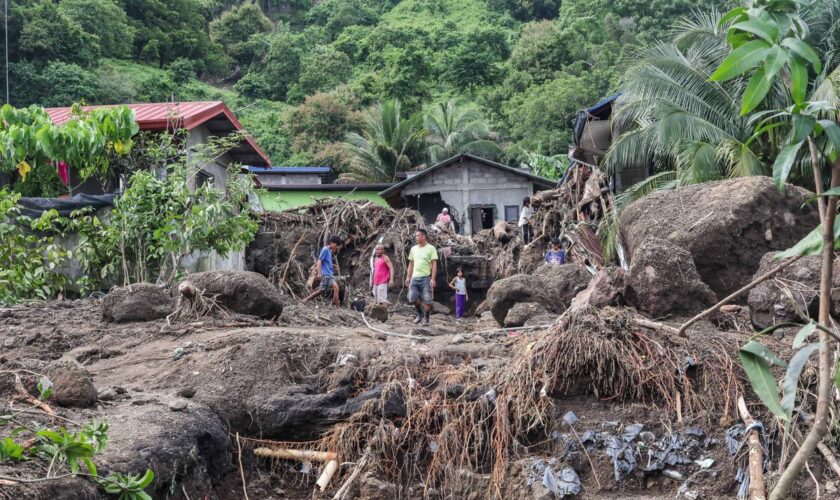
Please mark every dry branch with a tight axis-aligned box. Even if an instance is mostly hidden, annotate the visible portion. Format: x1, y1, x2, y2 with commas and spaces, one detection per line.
738, 396, 766, 500
253, 447, 337, 462
678, 256, 801, 336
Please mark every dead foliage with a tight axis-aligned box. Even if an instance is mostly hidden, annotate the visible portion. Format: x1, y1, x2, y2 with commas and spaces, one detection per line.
248, 307, 743, 497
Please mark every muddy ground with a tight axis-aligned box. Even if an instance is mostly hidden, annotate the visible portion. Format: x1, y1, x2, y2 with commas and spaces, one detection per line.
1, 295, 830, 500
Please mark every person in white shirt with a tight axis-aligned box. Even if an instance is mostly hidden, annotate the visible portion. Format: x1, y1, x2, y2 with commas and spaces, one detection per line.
518, 197, 533, 244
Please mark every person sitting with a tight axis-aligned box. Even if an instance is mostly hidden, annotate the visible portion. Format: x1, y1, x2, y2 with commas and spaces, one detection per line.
545, 237, 567, 265
434, 207, 455, 233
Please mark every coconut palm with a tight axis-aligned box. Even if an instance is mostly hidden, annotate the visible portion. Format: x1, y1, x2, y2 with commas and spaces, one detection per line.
424, 99, 500, 164
340, 99, 424, 183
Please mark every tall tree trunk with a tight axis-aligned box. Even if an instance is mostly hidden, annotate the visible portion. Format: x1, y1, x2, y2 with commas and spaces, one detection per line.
770, 161, 840, 500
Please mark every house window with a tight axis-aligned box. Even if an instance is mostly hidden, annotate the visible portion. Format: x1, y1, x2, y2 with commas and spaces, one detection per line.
196, 170, 214, 188
504, 205, 518, 222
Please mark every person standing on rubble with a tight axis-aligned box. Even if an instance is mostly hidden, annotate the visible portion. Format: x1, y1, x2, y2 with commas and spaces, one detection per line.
304, 235, 343, 307
519, 197, 532, 245
449, 267, 468, 320
371, 244, 394, 306
545, 237, 567, 265
405, 228, 438, 326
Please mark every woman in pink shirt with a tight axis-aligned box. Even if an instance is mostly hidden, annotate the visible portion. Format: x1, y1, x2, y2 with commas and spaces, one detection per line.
372, 244, 394, 305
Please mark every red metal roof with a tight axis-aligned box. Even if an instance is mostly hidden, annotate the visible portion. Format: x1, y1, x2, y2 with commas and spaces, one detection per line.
44, 101, 270, 166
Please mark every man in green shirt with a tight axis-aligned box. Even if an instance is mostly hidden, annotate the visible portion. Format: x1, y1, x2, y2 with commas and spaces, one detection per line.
404, 228, 438, 326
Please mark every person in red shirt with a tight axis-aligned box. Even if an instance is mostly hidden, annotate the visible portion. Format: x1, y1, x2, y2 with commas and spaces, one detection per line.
371, 244, 394, 306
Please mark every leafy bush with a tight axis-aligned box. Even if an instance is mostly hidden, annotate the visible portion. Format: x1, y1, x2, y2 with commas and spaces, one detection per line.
97, 470, 156, 500
0, 190, 70, 305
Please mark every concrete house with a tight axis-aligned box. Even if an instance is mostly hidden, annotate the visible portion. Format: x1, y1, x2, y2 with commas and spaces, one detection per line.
45, 101, 271, 193
380, 154, 555, 235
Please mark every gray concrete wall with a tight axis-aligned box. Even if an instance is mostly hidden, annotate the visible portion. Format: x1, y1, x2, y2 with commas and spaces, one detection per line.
186, 125, 232, 191
403, 159, 533, 234
257, 174, 323, 187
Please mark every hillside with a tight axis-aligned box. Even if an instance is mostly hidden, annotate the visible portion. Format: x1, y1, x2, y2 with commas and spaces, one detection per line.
1, 0, 705, 170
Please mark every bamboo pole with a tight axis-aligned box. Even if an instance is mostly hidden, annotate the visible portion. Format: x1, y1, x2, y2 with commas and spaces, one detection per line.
738, 396, 766, 500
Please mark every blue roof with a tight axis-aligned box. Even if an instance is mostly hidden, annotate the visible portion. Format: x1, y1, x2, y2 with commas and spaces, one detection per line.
245, 166, 331, 174
587, 92, 622, 114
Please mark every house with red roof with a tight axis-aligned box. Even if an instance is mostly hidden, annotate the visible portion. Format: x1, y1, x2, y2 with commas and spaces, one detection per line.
45, 101, 270, 192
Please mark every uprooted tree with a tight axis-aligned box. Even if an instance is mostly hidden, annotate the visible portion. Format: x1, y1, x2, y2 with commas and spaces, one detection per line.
709, 1, 840, 498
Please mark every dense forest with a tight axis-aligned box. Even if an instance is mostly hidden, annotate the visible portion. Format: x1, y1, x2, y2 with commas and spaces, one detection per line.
1, 0, 837, 181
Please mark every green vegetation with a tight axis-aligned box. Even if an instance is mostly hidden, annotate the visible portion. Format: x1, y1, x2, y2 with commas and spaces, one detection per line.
1, 0, 724, 177
0, 370, 154, 497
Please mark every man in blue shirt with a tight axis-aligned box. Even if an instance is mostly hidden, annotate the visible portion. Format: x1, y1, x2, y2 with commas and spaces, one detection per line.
305, 235, 343, 306
545, 237, 567, 265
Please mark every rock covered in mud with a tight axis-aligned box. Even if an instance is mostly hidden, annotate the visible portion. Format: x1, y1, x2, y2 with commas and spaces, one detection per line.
365, 303, 389, 323
47, 358, 97, 408
620, 177, 819, 297
181, 270, 283, 319
98, 400, 231, 492
747, 252, 840, 329
492, 220, 514, 243
101, 283, 173, 323
625, 238, 717, 317
504, 302, 546, 327
573, 266, 625, 310
482, 263, 591, 325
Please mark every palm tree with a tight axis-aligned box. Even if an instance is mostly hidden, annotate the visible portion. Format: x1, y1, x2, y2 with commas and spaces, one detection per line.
340, 99, 424, 183
604, 10, 789, 186
424, 99, 500, 164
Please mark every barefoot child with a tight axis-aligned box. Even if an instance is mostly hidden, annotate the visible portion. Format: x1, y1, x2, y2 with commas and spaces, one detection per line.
449, 268, 468, 319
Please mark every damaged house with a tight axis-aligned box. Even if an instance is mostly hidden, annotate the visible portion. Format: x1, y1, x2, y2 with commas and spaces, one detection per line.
569, 93, 648, 192
379, 154, 556, 235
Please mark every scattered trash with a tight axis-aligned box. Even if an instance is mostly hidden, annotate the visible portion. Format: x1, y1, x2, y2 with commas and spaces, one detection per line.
484, 388, 497, 405
695, 458, 715, 469
662, 469, 683, 480
562, 411, 578, 426
544, 466, 582, 497
528, 459, 581, 497
173, 347, 185, 360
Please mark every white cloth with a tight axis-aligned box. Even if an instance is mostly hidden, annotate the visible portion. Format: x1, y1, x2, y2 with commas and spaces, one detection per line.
372, 283, 389, 304
518, 206, 532, 227
454, 277, 467, 295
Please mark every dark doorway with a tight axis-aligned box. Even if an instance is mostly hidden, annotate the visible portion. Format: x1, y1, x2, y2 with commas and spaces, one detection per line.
470, 205, 495, 234
406, 192, 461, 233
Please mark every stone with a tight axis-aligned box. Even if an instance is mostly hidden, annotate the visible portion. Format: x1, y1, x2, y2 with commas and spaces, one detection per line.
572, 267, 625, 310
98, 387, 119, 401
482, 264, 591, 325
430, 301, 451, 315
101, 283, 173, 323
620, 177, 819, 297
747, 252, 840, 329
168, 399, 189, 412
177, 387, 197, 399
503, 302, 546, 327
492, 221, 514, 243
451, 334, 466, 344
47, 358, 98, 408
4, 337, 16, 348
178, 270, 284, 319
624, 238, 717, 317
364, 303, 389, 323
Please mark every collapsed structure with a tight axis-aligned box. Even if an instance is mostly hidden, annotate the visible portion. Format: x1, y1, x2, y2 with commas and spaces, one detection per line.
1, 175, 836, 499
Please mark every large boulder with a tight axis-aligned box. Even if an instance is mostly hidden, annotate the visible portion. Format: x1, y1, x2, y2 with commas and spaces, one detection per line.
620, 177, 819, 297
625, 238, 717, 317
101, 283, 173, 323
504, 302, 546, 327
572, 267, 626, 310
747, 252, 840, 329
182, 270, 284, 319
482, 264, 591, 325
47, 358, 98, 408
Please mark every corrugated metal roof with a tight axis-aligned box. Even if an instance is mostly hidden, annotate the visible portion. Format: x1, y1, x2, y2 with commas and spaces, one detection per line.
379, 154, 555, 198
44, 101, 271, 166
245, 166, 331, 174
